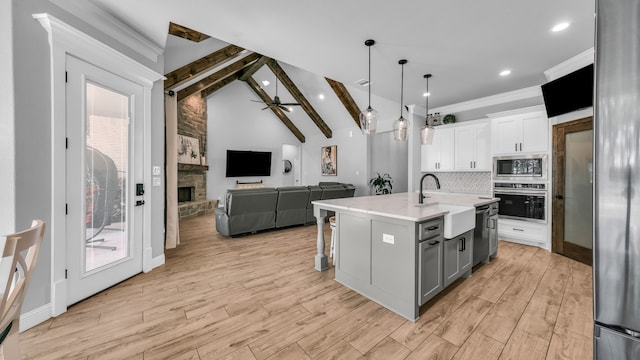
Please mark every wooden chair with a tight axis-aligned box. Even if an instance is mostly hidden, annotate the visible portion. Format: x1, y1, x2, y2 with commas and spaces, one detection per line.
0, 220, 46, 359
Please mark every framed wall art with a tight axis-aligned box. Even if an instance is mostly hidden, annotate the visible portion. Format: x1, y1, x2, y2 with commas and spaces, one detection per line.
321, 145, 337, 176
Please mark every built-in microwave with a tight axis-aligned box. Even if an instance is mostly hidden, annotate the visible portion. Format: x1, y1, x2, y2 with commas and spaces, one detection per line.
493, 154, 547, 182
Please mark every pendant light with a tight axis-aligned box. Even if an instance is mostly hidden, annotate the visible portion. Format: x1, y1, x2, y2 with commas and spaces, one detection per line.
393, 59, 409, 141
420, 74, 435, 145
359, 39, 378, 135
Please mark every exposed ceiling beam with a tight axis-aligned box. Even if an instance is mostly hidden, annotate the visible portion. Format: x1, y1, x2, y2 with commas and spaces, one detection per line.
168, 22, 210, 42
164, 44, 245, 90
325, 77, 362, 129
267, 59, 332, 139
177, 52, 261, 101
237, 56, 270, 81
243, 77, 305, 143
200, 72, 240, 99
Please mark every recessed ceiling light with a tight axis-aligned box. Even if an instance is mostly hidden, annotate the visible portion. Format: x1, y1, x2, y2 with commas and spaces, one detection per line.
288, 107, 294, 112
552, 22, 570, 32
318, 94, 325, 100
423, 92, 431, 97
500, 69, 511, 77
261, 80, 270, 86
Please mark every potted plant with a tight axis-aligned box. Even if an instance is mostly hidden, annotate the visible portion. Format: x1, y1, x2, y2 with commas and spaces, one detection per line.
369, 172, 393, 195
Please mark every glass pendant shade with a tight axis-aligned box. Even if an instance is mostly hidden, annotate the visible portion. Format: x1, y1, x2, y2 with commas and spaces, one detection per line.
393, 116, 409, 141
420, 123, 435, 145
359, 106, 378, 135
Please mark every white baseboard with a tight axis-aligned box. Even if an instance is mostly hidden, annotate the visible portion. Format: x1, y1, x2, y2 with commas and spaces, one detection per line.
150, 254, 165, 271
20, 304, 51, 332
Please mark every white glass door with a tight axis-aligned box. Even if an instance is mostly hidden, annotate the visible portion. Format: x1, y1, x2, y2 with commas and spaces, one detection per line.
65, 55, 144, 305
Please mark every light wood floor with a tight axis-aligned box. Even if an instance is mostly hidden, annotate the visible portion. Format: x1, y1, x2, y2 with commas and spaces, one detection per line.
16, 214, 593, 359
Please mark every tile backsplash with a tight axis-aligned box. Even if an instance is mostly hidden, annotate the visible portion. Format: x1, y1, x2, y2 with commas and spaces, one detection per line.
421, 172, 492, 194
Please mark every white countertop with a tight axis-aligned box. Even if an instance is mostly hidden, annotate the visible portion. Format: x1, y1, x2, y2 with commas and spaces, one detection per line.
313, 192, 499, 222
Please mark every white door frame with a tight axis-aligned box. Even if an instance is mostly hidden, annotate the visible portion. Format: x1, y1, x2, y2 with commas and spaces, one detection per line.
35, 13, 163, 316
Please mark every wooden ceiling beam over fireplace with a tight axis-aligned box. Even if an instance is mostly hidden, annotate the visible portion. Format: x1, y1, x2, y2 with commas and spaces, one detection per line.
243, 77, 306, 143
267, 59, 332, 138
325, 77, 362, 129
164, 44, 245, 90
177, 52, 261, 101
168, 22, 211, 42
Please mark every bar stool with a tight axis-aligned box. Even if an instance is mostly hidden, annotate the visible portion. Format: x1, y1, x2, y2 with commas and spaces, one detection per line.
329, 216, 336, 264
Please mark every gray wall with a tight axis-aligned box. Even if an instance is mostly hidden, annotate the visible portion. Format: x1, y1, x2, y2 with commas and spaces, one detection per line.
0, 0, 14, 233
12, 0, 166, 313
369, 131, 408, 194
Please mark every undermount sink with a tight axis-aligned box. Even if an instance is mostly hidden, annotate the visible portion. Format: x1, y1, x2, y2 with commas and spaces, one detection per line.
415, 203, 475, 238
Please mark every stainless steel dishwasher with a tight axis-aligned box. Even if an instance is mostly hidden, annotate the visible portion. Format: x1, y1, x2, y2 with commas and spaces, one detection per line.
473, 202, 499, 266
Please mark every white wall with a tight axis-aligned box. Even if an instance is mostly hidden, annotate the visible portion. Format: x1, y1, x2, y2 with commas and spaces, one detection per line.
12, 0, 166, 315
301, 129, 369, 196
281, 144, 299, 186
206, 81, 301, 201
0, 0, 14, 234
369, 131, 408, 194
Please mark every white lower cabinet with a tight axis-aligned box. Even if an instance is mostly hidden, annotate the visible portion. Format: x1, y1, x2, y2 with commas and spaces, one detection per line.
498, 218, 547, 247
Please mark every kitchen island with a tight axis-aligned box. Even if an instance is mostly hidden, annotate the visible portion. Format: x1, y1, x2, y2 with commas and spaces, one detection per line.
312, 191, 499, 321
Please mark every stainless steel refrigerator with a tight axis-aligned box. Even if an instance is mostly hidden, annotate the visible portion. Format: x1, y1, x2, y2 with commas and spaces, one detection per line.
594, 0, 640, 358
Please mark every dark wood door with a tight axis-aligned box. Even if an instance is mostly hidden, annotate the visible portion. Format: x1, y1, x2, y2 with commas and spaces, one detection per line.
552, 117, 593, 265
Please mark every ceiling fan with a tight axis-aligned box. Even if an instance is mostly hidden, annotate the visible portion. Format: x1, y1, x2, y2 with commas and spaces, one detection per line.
251, 78, 301, 112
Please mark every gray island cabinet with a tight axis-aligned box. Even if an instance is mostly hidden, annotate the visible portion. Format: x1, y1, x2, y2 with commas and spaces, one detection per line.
313, 192, 499, 322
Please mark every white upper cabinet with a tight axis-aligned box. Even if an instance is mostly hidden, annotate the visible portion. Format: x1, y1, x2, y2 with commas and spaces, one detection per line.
421, 127, 455, 172
454, 121, 491, 171
491, 109, 548, 155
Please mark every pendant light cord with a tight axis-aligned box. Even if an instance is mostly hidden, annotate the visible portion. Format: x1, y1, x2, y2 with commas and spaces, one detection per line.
400, 62, 404, 116
368, 45, 372, 108
425, 76, 429, 125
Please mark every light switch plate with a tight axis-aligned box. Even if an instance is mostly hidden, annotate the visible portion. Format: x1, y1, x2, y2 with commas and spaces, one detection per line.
152, 177, 161, 187
382, 233, 395, 245
152, 166, 161, 176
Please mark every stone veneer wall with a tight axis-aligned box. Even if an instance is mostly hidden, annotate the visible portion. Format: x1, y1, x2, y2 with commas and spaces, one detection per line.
421, 172, 492, 194
177, 93, 216, 219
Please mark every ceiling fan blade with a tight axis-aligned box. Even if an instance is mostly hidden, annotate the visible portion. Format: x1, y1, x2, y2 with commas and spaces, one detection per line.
279, 105, 292, 112
261, 106, 271, 110
280, 103, 302, 106
251, 99, 268, 103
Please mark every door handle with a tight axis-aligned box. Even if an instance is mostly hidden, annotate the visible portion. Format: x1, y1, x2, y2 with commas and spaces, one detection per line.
135, 200, 145, 206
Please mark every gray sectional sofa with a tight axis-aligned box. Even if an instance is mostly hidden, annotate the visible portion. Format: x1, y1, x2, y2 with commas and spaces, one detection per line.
215, 183, 355, 237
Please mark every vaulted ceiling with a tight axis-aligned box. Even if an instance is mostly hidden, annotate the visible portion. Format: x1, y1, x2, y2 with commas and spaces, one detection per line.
92, 0, 595, 111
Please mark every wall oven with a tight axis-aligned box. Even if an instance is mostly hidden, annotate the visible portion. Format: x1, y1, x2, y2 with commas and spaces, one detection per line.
493, 154, 547, 181
493, 183, 546, 223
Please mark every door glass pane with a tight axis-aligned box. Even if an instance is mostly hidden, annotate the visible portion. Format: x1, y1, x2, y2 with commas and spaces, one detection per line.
85, 82, 129, 272
564, 129, 593, 249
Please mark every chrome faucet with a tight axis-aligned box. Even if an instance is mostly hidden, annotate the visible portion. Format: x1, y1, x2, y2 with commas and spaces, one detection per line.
419, 173, 441, 204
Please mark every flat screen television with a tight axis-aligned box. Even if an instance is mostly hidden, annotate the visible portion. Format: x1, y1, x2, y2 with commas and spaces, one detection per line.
225, 150, 272, 177
541, 64, 594, 118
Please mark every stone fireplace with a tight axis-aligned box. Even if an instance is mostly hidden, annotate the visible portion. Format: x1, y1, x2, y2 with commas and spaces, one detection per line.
176, 93, 217, 219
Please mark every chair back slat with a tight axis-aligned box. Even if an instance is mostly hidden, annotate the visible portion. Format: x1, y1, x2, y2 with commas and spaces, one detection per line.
0, 220, 46, 334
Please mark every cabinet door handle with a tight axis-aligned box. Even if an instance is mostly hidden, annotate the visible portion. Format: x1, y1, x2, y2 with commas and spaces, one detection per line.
513, 228, 524, 232
427, 225, 440, 231
520, 143, 522, 151
515, 143, 518, 151
428, 240, 440, 246
473, 161, 476, 168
